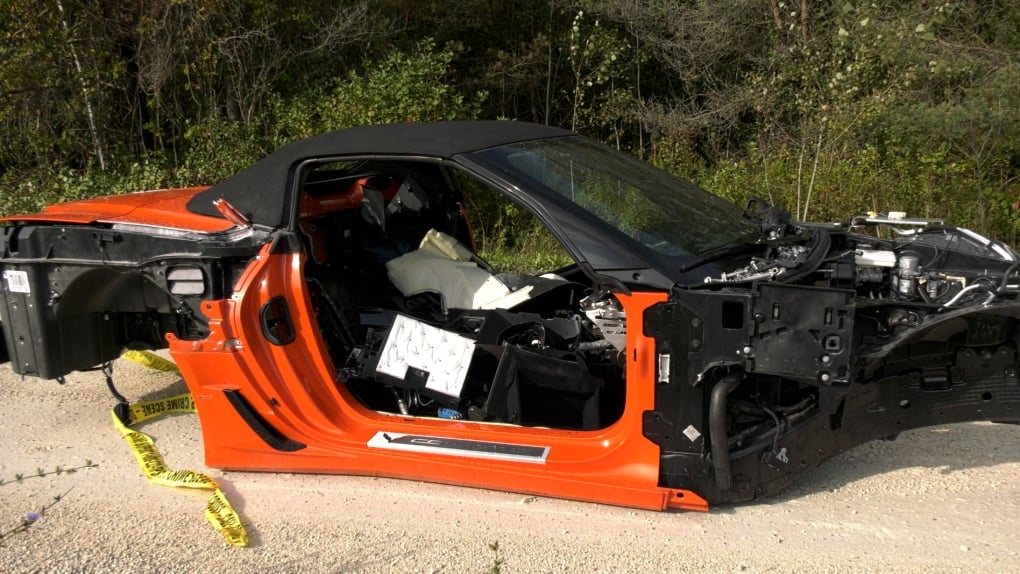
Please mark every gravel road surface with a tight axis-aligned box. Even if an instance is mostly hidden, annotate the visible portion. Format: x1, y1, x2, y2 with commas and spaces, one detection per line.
1, 358, 1018, 573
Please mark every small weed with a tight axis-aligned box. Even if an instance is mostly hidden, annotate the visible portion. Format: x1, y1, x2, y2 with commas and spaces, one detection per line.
487, 540, 504, 574
0, 460, 97, 547
0, 488, 72, 545
0, 460, 97, 486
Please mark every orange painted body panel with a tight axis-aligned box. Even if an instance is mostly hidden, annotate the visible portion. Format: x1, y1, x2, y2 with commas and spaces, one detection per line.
0, 186, 234, 233
167, 244, 708, 512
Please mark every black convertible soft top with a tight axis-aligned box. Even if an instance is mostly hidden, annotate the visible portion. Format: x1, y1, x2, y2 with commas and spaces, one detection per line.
188, 121, 572, 227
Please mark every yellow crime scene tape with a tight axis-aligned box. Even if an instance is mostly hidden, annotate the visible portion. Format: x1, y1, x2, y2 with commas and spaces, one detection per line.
115, 350, 249, 547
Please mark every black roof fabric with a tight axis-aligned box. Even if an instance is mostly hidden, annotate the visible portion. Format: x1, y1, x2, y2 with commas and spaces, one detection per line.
188, 121, 572, 227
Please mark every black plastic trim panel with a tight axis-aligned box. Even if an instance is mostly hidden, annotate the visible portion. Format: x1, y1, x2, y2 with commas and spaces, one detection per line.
223, 389, 306, 452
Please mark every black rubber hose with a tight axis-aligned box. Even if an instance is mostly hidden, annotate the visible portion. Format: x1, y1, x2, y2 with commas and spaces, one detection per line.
709, 371, 743, 491
779, 228, 831, 284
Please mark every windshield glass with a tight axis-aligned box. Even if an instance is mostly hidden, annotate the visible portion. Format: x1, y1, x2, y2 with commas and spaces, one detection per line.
469, 137, 757, 257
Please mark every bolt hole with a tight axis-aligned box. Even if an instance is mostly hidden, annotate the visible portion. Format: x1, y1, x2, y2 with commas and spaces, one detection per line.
982, 392, 993, 401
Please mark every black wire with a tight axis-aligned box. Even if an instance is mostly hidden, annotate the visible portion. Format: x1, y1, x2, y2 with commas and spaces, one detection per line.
760, 404, 783, 454
999, 262, 1020, 294
925, 230, 956, 269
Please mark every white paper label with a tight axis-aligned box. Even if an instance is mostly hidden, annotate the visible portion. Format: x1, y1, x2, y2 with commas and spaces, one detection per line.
3, 270, 30, 294
683, 424, 702, 442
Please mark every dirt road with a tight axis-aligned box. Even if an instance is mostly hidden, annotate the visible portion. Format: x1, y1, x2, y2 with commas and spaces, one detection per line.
1, 358, 1018, 573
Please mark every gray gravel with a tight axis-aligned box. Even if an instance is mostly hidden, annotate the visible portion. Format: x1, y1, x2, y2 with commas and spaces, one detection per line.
1, 359, 1018, 573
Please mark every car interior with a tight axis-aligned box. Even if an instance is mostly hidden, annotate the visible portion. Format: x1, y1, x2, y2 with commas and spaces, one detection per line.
295, 159, 628, 428
296, 159, 628, 430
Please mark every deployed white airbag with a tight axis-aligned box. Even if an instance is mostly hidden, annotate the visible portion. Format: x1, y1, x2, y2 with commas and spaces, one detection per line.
418, 228, 474, 261
385, 230, 533, 310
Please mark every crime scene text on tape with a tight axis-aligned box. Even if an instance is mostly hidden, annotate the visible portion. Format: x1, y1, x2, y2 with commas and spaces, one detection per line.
116, 351, 248, 547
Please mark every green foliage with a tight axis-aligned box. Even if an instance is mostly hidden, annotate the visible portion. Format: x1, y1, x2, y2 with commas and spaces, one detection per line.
723, 0, 1020, 237
0, 160, 191, 218
272, 39, 487, 142
700, 140, 979, 230
180, 117, 265, 185
481, 240, 575, 275
452, 170, 574, 274
0, 2, 103, 172
174, 38, 486, 185
318, 39, 486, 129
0, 39, 487, 217
567, 10, 633, 135
0, 0, 1018, 248
647, 136, 707, 182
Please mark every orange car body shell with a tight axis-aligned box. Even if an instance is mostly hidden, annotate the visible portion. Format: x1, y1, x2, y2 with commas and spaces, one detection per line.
166, 241, 707, 512
4, 121, 1020, 514
0, 187, 233, 233
0, 178, 707, 511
